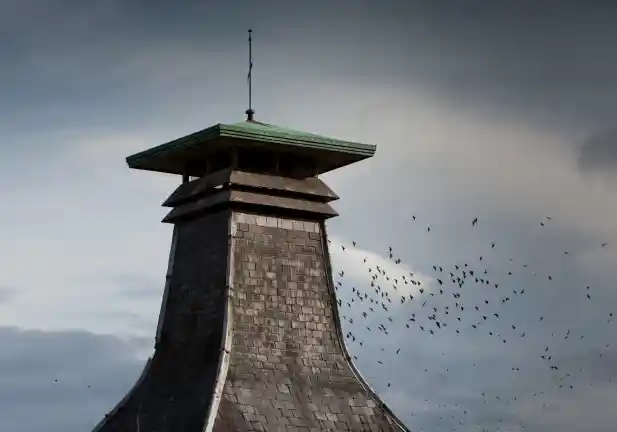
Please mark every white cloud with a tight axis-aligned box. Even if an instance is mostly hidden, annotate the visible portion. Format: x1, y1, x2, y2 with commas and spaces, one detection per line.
328, 235, 434, 297
269, 79, 617, 245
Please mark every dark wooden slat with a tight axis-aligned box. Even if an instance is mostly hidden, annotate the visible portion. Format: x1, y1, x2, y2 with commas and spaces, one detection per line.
162, 168, 233, 207
230, 190, 338, 216
162, 189, 337, 223
163, 169, 339, 208
163, 190, 232, 222
230, 170, 339, 202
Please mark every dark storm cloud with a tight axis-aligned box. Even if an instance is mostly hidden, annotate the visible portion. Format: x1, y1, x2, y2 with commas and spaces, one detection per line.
0, 326, 147, 432
579, 128, 617, 175
2, 0, 616, 139
400, 1, 617, 131
1, 1, 616, 431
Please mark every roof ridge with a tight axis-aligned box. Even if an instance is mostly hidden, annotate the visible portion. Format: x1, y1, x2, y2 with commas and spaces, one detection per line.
225, 120, 352, 141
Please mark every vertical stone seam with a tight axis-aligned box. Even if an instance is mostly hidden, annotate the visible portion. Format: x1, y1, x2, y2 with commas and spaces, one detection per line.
155, 225, 180, 347
202, 210, 235, 432
319, 220, 412, 432
91, 226, 181, 432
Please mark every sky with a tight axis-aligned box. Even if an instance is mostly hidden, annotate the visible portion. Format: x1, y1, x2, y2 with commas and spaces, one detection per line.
1, 0, 617, 430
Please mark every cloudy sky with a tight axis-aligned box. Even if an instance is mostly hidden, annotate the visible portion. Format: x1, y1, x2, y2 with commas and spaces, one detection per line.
1, 0, 617, 431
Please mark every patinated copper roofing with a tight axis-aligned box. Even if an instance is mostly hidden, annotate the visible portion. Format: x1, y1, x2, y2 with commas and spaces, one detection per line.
126, 120, 376, 176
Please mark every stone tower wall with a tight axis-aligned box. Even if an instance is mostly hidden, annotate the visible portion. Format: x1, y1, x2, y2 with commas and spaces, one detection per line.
212, 212, 401, 432
93, 207, 408, 431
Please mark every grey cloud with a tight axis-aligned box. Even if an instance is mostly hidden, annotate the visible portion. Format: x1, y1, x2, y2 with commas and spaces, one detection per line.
0, 327, 147, 432
0, 286, 16, 303
395, 1, 617, 133
333, 219, 617, 430
1, 1, 616, 431
552, 347, 617, 385
105, 274, 163, 298
2, 0, 616, 141
579, 128, 617, 176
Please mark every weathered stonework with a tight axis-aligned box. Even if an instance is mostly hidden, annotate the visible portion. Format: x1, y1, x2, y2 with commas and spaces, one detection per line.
213, 213, 403, 431
93, 167, 409, 431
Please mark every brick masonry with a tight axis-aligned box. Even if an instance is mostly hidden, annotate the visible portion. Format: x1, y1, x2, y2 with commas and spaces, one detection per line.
93, 209, 409, 431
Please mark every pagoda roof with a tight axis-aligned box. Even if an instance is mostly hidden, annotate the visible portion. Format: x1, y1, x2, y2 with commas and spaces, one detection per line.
126, 120, 376, 176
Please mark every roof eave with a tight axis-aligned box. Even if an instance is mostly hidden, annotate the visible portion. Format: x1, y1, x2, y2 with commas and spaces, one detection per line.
125, 124, 223, 168
218, 124, 376, 156
125, 123, 376, 174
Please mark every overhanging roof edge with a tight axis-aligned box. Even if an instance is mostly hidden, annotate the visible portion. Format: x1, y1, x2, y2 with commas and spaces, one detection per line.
126, 124, 223, 167
126, 123, 377, 170
218, 124, 376, 155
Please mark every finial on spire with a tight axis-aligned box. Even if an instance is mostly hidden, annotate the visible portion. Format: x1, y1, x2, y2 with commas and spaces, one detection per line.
246, 29, 255, 121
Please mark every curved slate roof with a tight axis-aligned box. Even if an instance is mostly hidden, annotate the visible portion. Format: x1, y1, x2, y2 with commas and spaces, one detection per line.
92, 172, 411, 431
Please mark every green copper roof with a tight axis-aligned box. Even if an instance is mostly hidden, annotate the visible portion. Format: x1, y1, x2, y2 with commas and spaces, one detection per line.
126, 120, 376, 176
223, 121, 373, 151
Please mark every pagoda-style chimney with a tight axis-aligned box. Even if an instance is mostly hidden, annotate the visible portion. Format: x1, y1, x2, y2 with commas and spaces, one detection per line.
93, 119, 410, 431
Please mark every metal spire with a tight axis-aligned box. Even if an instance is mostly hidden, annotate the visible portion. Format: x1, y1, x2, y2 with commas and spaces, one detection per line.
245, 29, 255, 121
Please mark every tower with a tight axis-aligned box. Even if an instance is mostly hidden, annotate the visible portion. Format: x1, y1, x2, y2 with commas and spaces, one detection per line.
91, 115, 411, 431
93, 28, 408, 432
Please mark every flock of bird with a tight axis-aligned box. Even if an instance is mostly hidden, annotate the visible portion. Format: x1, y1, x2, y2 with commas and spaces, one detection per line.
52, 212, 611, 431
329, 215, 613, 432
